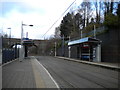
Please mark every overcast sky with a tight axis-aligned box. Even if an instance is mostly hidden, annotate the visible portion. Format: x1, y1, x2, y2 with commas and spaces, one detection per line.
0, 0, 83, 40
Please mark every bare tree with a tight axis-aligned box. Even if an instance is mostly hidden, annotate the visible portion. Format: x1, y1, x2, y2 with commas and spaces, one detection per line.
54, 27, 61, 39
80, 2, 92, 27
95, 0, 99, 23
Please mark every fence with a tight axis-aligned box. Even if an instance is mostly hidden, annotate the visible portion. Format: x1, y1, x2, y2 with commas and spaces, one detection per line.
82, 26, 107, 38
70, 26, 107, 41
2, 48, 19, 64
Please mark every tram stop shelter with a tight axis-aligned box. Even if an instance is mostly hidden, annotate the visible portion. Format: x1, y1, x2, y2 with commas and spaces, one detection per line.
68, 37, 101, 62
22, 38, 34, 57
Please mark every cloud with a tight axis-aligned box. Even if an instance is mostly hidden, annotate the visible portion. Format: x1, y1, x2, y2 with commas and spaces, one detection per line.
1, 0, 82, 39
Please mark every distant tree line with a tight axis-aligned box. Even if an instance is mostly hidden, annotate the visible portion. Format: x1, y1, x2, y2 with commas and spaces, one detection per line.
45, 1, 119, 56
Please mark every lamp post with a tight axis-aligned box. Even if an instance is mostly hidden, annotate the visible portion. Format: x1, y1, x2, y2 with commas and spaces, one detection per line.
19, 21, 33, 61
62, 35, 64, 57
68, 36, 71, 58
81, 30, 82, 39
55, 42, 56, 57
7, 28, 11, 46
94, 25, 96, 39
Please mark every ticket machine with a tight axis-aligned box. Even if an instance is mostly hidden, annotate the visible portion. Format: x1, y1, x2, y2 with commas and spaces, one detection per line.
93, 44, 101, 62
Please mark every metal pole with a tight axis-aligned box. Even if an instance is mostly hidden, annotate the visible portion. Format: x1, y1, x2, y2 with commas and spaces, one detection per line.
62, 35, 64, 57
68, 46, 71, 58
9, 28, 11, 46
26, 32, 28, 38
21, 22, 23, 41
7, 28, 11, 46
55, 42, 56, 57
19, 21, 24, 61
94, 25, 96, 39
89, 45, 90, 61
68, 36, 71, 58
81, 30, 82, 39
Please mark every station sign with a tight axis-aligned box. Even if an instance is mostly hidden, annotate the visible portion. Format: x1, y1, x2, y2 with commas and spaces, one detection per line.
82, 43, 89, 48
22, 38, 34, 46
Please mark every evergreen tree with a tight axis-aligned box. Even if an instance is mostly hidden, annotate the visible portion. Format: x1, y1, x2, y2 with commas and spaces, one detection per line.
60, 12, 74, 38
74, 13, 83, 33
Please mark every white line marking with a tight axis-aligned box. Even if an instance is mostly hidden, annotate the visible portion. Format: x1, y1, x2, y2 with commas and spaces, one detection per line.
33, 57, 60, 89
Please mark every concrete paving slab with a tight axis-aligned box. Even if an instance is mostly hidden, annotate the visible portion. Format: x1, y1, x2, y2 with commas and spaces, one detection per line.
2, 58, 36, 88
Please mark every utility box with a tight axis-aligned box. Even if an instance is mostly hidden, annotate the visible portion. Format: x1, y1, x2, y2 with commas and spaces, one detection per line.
93, 44, 101, 62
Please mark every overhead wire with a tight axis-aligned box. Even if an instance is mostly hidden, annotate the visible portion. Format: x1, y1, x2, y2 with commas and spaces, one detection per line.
42, 0, 77, 38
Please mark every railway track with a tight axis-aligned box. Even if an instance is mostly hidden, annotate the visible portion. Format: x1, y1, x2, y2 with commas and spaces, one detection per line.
40, 62, 77, 88
36, 56, 118, 89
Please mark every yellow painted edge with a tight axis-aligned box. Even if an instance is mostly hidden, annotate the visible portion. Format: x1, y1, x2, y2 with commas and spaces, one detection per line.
31, 59, 45, 88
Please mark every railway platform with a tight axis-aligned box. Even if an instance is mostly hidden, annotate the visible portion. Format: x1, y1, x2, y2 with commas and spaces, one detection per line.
56, 56, 120, 70
2, 56, 59, 89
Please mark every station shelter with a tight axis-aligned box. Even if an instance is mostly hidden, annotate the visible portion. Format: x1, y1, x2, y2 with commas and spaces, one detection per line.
68, 37, 101, 62
22, 38, 34, 57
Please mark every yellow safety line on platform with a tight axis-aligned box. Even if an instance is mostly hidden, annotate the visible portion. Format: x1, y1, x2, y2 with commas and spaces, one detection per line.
31, 59, 45, 88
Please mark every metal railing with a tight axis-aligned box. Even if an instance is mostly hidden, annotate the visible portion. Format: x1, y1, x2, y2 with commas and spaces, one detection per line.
82, 26, 107, 38
2, 48, 19, 64
70, 26, 107, 41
